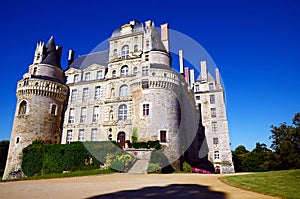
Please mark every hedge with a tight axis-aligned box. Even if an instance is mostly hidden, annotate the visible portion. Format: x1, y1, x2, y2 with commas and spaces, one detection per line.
22, 141, 134, 177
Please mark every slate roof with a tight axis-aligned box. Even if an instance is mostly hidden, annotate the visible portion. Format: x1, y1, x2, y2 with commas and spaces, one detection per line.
41, 36, 61, 68
111, 21, 144, 38
69, 50, 109, 70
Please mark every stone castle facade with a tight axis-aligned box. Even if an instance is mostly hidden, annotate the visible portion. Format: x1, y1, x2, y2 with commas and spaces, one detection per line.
3, 20, 234, 179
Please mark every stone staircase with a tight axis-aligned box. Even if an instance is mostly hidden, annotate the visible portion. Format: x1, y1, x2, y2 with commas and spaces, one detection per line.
127, 159, 150, 174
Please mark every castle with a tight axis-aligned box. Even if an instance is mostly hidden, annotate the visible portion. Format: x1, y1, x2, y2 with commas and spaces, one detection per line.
3, 20, 234, 179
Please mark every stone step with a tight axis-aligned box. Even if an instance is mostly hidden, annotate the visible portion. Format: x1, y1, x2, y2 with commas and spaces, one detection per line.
127, 159, 150, 174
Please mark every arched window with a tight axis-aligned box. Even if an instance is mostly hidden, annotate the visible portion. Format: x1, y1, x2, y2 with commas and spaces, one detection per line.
108, 134, 112, 141
134, 45, 138, 52
16, 137, 20, 144
133, 67, 138, 75
51, 104, 57, 115
118, 104, 127, 120
121, 45, 129, 59
121, 65, 128, 76
19, 101, 27, 115
119, 85, 128, 97
112, 70, 116, 78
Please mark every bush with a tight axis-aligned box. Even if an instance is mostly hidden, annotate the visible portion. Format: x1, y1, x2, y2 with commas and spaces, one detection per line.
110, 154, 135, 172
183, 162, 192, 172
132, 141, 161, 150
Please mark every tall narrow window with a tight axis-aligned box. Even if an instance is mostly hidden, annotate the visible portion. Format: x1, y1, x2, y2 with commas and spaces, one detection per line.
121, 65, 128, 76
111, 88, 115, 98
134, 45, 138, 52
79, 129, 85, 141
146, 40, 150, 49
195, 85, 200, 92
113, 49, 117, 56
212, 122, 218, 133
71, 89, 77, 103
112, 70, 116, 78
74, 74, 79, 83
93, 106, 99, 122
211, 108, 217, 118
84, 72, 90, 81
160, 131, 167, 143
210, 94, 215, 104
121, 45, 129, 59
133, 67, 138, 75
33, 67, 37, 75
119, 85, 128, 97
97, 71, 103, 79
142, 66, 148, 76
209, 83, 214, 91
213, 138, 219, 147
82, 88, 88, 102
95, 86, 101, 100
68, 108, 75, 123
143, 104, 150, 116
51, 104, 57, 115
19, 101, 27, 115
66, 130, 72, 143
91, 129, 97, 141
118, 104, 127, 120
80, 107, 87, 123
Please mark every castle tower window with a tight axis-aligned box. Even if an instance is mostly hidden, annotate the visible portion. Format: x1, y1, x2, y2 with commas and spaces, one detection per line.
74, 74, 79, 83
95, 86, 101, 100
118, 104, 127, 120
82, 88, 89, 102
121, 45, 129, 59
79, 129, 85, 141
93, 106, 99, 122
108, 134, 112, 141
33, 67, 37, 75
54, 134, 59, 144
134, 45, 138, 52
80, 107, 87, 123
119, 85, 128, 97
146, 40, 150, 49
195, 96, 200, 101
210, 94, 215, 104
142, 81, 149, 89
71, 89, 77, 103
112, 70, 116, 78
18, 101, 27, 115
121, 65, 129, 76
16, 137, 20, 144
211, 108, 217, 118
84, 72, 90, 81
109, 110, 114, 120
51, 104, 57, 115
110, 88, 115, 98
160, 130, 167, 143
142, 66, 148, 76
97, 71, 103, 79
212, 122, 218, 133
213, 138, 219, 148
214, 151, 220, 160
195, 85, 200, 92
209, 83, 214, 91
143, 104, 150, 116
113, 49, 117, 56
66, 130, 72, 143
68, 108, 75, 123
145, 55, 149, 61
91, 129, 97, 141
133, 67, 138, 75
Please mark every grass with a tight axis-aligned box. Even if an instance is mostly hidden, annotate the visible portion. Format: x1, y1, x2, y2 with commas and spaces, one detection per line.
220, 169, 300, 199
1, 169, 114, 182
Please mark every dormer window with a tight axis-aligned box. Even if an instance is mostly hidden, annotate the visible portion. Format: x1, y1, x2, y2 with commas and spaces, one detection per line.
74, 74, 79, 83
121, 45, 129, 59
84, 72, 90, 81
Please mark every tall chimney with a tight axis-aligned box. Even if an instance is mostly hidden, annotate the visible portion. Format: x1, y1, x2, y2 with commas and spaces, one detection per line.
190, 69, 195, 88
68, 49, 75, 67
215, 68, 221, 85
160, 23, 169, 52
56, 46, 63, 63
200, 61, 208, 82
184, 67, 190, 86
145, 20, 152, 28
179, 50, 184, 74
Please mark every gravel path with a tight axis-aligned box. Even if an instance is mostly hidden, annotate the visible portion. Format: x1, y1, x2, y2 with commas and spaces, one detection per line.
0, 173, 278, 199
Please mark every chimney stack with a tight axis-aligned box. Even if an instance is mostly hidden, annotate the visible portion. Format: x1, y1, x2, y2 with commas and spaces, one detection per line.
215, 68, 221, 85
145, 20, 153, 28
184, 67, 190, 86
56, 46, 63, 63
200, 61, 208, 82
160, 23, 169, 52
179, 50, 184, 74
190, 69, 195, 87
68, 49, 75, 67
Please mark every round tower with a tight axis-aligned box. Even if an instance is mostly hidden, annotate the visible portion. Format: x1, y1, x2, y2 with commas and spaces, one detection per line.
3, 37, 68, 180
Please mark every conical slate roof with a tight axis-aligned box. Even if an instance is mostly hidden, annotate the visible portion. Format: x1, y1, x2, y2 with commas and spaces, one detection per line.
41, 36, 61, 68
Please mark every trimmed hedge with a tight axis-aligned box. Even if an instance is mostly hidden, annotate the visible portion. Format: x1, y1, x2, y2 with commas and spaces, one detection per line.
22, 141, 133, 177
132, 140, 161, 150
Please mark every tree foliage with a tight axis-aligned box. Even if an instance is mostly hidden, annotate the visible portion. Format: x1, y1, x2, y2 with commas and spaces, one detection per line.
0, 140, 9, 177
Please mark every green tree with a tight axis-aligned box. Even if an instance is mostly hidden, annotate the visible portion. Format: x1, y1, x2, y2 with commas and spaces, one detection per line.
232, 145, 250, 172
0, 140, 9, 177
132, 128, 138, 143
269, 113, 300, 170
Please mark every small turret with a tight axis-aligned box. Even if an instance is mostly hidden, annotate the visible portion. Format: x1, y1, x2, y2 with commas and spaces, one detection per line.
33, 41, 44, 64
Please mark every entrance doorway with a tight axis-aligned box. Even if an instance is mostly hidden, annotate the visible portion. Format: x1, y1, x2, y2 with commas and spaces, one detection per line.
117, 132, 126, 148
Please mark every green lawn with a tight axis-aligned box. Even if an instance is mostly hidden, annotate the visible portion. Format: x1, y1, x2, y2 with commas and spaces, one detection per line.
1, 169, 114, 182
220, 169, 300, 199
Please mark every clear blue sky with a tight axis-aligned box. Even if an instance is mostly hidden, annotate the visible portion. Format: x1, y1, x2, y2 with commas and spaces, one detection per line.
0, 0, 299, 151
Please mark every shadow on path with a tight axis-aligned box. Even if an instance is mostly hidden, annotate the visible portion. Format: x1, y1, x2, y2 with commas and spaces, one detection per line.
86, 184, 225, 199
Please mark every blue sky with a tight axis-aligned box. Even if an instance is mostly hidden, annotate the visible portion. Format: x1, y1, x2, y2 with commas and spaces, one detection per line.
0, 0, 299, 151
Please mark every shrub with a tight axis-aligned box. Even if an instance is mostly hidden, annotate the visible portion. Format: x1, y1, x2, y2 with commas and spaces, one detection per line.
183, 162, 192, 172
110, 154, 135, 172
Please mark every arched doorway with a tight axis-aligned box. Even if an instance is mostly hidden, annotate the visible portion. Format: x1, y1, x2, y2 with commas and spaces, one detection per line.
117, 132, 126, 148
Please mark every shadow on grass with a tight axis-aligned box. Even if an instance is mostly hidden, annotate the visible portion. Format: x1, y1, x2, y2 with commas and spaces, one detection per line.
86, 184, 225, 199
